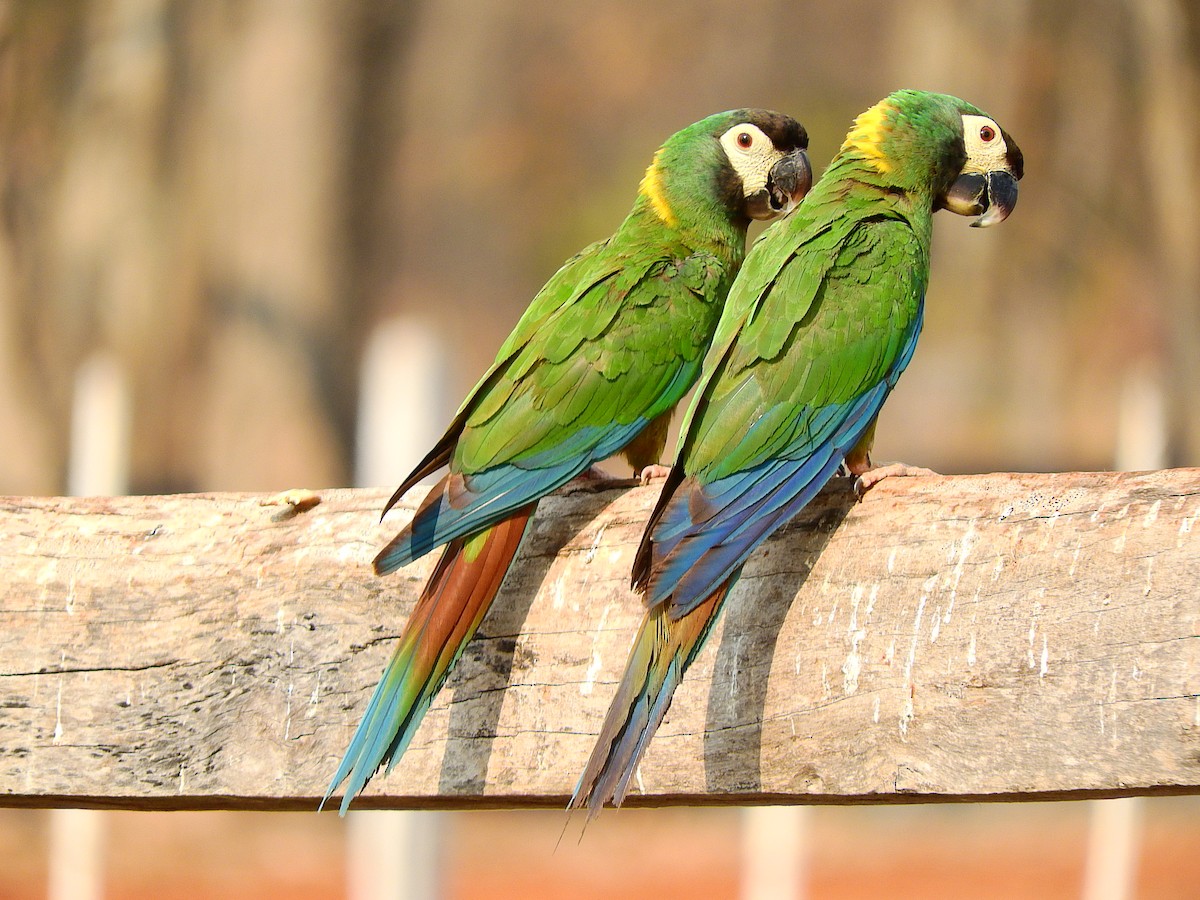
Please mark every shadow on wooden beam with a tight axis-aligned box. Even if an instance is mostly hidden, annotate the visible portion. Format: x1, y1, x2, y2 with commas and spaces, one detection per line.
2, 469, 1198, 810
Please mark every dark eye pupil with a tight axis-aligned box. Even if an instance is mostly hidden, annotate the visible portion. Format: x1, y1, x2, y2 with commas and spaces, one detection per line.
737, 132, 753, 148
980, 126, 996, 142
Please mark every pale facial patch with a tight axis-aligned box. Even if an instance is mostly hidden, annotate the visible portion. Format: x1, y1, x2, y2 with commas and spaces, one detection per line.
960, 114, 1010, 174
718, 123, 786, 197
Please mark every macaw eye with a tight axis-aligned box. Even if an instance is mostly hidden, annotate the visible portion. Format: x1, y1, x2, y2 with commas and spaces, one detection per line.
979, 125, 996, 142
737, 132, 754, 149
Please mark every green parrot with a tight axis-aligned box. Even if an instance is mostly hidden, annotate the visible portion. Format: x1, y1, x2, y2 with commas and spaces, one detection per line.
324, 110, 812, 812
571, 89, 1023, 814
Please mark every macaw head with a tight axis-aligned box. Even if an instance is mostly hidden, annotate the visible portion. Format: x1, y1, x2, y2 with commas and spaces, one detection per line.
711, 109, 814, 220
937, 106, 1024, 227
841, 90, 1024, 227
641, 109, 812, 229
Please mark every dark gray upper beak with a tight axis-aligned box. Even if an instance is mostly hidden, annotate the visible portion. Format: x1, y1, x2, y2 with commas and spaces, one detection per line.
941, 170, 1020, 228
766, 148, 813, 214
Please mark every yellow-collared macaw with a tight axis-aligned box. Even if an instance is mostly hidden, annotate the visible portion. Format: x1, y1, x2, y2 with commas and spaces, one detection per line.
573, 89, 1023, 815
325, 109, 812, 812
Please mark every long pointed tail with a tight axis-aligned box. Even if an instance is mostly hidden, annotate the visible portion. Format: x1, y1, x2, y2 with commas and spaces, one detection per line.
324, 504, 536, 813
569, 579, 733, 816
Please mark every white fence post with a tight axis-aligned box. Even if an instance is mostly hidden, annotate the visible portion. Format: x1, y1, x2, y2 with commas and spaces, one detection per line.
50, 352, 132, 900
348, 317, 449, 900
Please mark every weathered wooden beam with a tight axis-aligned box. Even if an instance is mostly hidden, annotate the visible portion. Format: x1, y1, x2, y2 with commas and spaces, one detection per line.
1, 470, 1198, 811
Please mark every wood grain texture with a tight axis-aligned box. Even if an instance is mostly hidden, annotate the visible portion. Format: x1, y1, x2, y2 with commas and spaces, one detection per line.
1, 470, 1198, 810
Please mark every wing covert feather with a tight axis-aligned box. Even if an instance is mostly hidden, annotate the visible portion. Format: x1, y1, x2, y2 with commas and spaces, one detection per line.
637, 212, 928, 615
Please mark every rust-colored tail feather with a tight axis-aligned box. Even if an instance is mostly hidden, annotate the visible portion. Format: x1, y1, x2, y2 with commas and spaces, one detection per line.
324, 504, 535, 813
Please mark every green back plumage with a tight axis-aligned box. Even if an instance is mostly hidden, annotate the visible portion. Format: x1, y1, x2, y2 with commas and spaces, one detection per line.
451, 220, 733, 476
672, 91, 986, 484
449, 109, 789, 477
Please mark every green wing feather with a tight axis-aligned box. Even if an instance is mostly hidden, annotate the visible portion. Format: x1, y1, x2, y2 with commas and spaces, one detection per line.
454, 235, 731, 475
690, 216, 923, 483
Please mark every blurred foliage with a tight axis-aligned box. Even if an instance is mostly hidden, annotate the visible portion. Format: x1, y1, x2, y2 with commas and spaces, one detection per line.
0, 0, 1197, 492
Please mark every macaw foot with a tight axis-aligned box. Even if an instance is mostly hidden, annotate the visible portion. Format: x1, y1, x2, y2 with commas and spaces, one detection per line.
638, 464, 672, 485
852, 462, 938, 499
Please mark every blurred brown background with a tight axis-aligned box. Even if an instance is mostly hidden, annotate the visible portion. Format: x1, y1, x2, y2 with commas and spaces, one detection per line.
1, 0, 1198, 897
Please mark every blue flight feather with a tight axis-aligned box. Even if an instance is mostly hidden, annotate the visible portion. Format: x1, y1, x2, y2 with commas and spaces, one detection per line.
649, 320, 920, 616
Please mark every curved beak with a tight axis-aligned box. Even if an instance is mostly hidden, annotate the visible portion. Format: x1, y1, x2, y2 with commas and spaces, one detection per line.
767, 148, 813, 215
941, 169, 1020, 228
745, 149, 813, 220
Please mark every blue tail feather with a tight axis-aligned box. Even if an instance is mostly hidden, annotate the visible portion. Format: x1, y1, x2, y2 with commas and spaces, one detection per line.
569, 578, 733, 816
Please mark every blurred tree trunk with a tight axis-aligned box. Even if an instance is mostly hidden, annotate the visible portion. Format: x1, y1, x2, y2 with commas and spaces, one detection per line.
0, 5, 88, 492
1131, 0, 1200, 466
0, 0, 1196, 494
175, 2, 354, 491
0, 1, 419, 494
